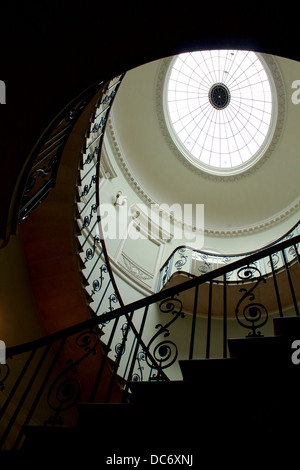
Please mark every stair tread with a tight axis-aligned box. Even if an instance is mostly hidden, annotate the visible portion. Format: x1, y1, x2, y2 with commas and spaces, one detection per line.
273, 316, 300, 336
227, 335, 292, 362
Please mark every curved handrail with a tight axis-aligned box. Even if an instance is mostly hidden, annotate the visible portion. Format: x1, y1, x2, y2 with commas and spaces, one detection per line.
158, 220, 300, 289
160, 220, 300, 267
2, 71, 300, 450
75, 76, 174, 390
100, 233, 300, 323
0, 80, 106, 249
76, 76, 125, 314
4, 232, 300, 357
95, 83, 125, 310
1, 229, 300, 450
15, 80, 105, 227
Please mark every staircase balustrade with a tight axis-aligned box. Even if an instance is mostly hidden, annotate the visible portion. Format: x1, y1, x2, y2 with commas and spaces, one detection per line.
17, 80, 106, 224
158, 221, 300, 290
1, 72, 300, 452
76, 75, 125, 316
0, 234, 299, 450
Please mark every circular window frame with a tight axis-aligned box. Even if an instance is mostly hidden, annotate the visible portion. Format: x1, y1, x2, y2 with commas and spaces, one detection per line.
159, 51, 285, 180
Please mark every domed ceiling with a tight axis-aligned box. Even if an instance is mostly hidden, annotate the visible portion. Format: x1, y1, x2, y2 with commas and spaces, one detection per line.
107, 51, 300, 239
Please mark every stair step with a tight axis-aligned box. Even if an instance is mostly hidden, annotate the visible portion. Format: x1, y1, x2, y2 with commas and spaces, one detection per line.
181, 356, 300, 416
128, 376, 300, 446
77, 402, 132, 428
129, 380, 187, 405
22, 425, 78, 452
179, 357, 257, 393
77, 401, 205, 455
129, 373, 280, 411
273, 316, 300, 336
227, 335, 292, 364
180, 357, 240, 382
21, 378, 300, 462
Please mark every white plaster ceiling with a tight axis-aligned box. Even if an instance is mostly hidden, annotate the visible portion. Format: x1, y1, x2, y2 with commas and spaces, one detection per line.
109, 52, 300, 236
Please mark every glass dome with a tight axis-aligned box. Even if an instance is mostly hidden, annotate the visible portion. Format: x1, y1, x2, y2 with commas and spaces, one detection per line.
164, 50, 277, 176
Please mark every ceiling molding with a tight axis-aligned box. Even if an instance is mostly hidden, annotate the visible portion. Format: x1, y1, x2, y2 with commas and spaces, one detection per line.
104, 123, 203, 235
108, 255, 154, 296
104, 52, 300, 238
105, 114, 300, 237
100, 145, 117, 179
120, 252, 153, 281
105, 114, 300, 238
155, 53, 287, 183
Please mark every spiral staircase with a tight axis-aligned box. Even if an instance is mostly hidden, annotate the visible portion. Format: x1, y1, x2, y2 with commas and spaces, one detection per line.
1, 69, 300, 468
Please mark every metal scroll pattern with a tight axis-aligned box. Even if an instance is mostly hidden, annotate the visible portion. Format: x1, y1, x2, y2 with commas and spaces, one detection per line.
18, 84, 103, 223
235, 264, 268, 337
1, 237, 300, 448
151, 296, 185, 376
174, 248, 188, 270
77, 76, 124, 317
131, 296, 185, 382
158, 222, 300, 290
159, 248, 190, 289
46, 329, 100, 425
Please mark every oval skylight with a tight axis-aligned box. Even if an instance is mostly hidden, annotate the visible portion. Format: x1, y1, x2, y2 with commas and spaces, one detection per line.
164, 50, 277, 176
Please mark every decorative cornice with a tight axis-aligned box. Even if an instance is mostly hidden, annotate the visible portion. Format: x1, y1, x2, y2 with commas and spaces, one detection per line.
120, 252, 153, 281
202, 198, 300, 237
100, 145, 117, 179
105, 125, 154, 206
104, 124, 203, 236
155, 53, 287, 182
108, 255, 154, 296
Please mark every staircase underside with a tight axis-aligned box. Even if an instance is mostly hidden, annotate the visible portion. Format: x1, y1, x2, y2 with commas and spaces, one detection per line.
18, 90, 124, 419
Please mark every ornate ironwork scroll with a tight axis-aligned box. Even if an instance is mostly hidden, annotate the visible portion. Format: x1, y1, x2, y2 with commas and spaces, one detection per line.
115, 323, 130, 359
174, 248, 188, 270
235, 265, 268, 337
18, 83, 103, 223
197, 253, 211, 274
46, 329, 100, 425
77, 76, 124, 321
161, 262, 170, 288
144, 296, 185, 380
236, 262, 261, 282
158, 221, 300, 288
131, 351, 147, 382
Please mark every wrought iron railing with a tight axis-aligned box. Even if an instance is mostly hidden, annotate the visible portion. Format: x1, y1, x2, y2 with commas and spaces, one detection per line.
0, 233, 300, 450
158, 221, 300, 290
17, 80, 106, 223
2, 69, 300, 451
76, 75, 125, 316
74, 73, 171, 396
